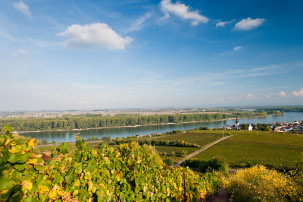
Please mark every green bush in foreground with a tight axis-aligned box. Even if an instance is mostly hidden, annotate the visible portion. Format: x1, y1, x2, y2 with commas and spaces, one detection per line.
163, 158, 174, 166
223, 165, 302, 202
0, 125, 220, 201
183, 156, 229, 174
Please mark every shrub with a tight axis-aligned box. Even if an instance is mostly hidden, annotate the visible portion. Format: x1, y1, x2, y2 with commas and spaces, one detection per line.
183, 158, 201, 168
184, 156, 228, 173
223, 165, 301, 202
101, 136, 111, 141
199, 127, 209, 130
163, 158, 174, 166
54, 142, 72, 154
239, 161, 254, 168
200, 156, 228, 174
180, 150, 188, 157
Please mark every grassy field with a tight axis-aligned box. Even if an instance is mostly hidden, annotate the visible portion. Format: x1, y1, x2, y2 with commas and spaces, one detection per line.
193, 131, 303, 170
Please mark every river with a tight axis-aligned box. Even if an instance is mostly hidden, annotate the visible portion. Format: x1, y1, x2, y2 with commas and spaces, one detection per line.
21, 112, 303, 143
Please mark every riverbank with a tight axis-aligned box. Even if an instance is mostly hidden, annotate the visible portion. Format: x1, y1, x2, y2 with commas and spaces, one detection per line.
15, 114, 277, 134
16, 118, 235, 134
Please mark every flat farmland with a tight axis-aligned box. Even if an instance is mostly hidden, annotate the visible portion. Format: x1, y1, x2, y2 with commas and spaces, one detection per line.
194, 131, 303, 169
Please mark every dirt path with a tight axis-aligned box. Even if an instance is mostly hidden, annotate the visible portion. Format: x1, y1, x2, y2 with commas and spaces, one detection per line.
174, 135, 233, 167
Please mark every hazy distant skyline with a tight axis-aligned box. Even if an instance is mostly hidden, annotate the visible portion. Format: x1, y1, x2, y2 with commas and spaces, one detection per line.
1, 0, 303, 110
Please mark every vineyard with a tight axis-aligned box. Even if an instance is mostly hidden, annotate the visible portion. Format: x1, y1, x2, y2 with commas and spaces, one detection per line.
147, 132, 225, 147
135, 132, 225, 163
194, 130, 303, 170
0, 126, 221, 201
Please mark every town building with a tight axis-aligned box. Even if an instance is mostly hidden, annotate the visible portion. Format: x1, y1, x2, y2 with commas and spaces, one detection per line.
233, 117, 240, 130
248, 124, 253, 131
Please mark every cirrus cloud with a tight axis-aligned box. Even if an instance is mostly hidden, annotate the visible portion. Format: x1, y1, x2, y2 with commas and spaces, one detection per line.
235, 17, 265, 31
160, 0, 208, 26
233, 46, 243, 51
57, 23, 133, 50
13, 1, 31, 18
126, 12, 152, 33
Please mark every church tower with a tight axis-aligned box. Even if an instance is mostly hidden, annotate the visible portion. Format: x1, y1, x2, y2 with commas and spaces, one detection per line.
235, 117, 240, 129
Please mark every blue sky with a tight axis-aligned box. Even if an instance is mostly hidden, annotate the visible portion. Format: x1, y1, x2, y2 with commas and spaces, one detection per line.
1, 0, 303, 110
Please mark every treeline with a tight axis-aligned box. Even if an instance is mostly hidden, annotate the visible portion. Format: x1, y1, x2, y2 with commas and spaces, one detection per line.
0, 113, 229, 132
106, 139, 200, 148
256, 106, 303, 113
231, 111, 268, 118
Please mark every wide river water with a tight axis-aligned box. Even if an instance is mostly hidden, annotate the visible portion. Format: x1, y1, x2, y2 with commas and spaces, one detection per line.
21, 112, 303, 143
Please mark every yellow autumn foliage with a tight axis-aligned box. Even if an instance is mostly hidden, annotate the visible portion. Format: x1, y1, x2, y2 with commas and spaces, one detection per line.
21, 180, 33, 193
223, 165, 301, 202
28, 158, 38, 164
48, 190, 57, 199
38, 185, 49, 193
28, 138, 38, 147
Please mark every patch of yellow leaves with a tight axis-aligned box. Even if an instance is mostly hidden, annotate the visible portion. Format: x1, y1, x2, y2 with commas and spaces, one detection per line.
28, 138, 38, 147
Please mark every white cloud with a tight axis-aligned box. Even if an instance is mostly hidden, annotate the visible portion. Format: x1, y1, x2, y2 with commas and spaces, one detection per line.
18, 49, 29, 55
12, 49, 30, 57
160, 0, 208, 26
264, 94, 271, 98
0, 31, 16, 41
247, 93, 255, 99
57, 23, 133, 50
292, 88, 303, 97
228, 93, 255, 101
279, 91, 287, 97
216, 20, 234, 28
13, 1, 31, 18
235, 17, 265, 31
233, 46, 243, 51
216, 21, 227, 27
127, 13, 152, 33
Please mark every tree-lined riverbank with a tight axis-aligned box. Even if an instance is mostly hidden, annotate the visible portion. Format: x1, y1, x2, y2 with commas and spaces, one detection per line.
1, 111, 275, 133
